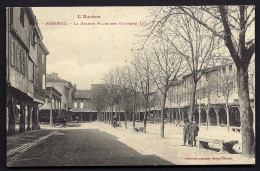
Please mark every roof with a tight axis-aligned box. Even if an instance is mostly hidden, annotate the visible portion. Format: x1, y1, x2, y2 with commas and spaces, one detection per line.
73, 90, 91, 99
46, 76, 67, 82
46, 87, 62, 97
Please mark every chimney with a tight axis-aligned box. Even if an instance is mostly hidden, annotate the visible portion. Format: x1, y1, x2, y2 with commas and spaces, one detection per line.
74, 84, 77, 90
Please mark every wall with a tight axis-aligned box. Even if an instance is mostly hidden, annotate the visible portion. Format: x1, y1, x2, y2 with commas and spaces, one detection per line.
34, 44, 46, 102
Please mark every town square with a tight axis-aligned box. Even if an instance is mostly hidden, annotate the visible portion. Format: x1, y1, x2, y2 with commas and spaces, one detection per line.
6, 6, 255, 166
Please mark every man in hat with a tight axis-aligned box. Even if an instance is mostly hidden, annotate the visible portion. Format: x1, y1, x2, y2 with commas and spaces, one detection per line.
182, 118, 191, 146
190, 120, 200, 147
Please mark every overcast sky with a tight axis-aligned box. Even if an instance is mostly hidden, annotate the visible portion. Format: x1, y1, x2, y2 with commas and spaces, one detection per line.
32, 7, 150, 89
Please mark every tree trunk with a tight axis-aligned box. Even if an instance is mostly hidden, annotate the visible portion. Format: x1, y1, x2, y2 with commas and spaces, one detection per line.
132, 95, 137, 131
178, 105, 181, 120
124, 110, 127, 129
119, 108, 121, 127
189, 82, 197, 121
144, 99, 148, 133
225, 97, 230, 131
26, 104, 32, 131
237, 66, 254, 157
160, 92, 167, 138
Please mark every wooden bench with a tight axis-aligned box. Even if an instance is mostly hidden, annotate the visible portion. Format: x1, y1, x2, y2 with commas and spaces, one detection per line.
197, 136, 238, 153
134, 127, 144, 132
231, 127, 241, 133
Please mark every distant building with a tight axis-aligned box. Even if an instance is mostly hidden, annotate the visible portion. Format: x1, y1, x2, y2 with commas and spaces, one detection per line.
6, 7, 49, 135
39, 86, 62, 124
40, 72, 74, 121
148, 62, 255, 128
71, 85, 97, 121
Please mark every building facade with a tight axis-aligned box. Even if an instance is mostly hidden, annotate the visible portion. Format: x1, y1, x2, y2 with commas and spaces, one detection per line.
40, 73, 74, 121
39, 86, 62, 124
6, 7, 49, 135
71, 86, 97, 121
149, 62, 255, 128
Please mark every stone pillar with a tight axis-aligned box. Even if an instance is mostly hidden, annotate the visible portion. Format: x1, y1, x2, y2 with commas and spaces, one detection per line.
216, 113, 219, 126
208, 111, 211, 126
26, 104, 32, 131
19, 102, 26, 133
8, 98, 16, 136
58, 100, 61, 118
213, 107, 220, 126
50, 98, 53, 125
36, 104, 41, 130
32, 104, 36, 130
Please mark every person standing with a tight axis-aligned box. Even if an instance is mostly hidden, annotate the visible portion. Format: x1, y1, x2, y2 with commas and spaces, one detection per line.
62, 117, 66, 128
182, 118, 191, 146
190, 120, 199, 147
112, 116, 117, 128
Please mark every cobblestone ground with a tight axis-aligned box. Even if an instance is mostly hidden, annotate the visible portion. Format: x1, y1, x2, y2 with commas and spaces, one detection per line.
7, 122, 255, 166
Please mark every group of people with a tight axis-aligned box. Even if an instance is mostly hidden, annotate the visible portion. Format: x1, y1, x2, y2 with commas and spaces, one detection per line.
182, 118, 199, 147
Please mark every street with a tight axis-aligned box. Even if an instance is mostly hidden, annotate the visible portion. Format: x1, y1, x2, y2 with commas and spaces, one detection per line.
7, 122, 254, 166
7, 123, 173, 166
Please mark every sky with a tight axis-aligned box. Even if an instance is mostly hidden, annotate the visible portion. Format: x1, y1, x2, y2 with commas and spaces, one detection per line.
32, 7, 150, 90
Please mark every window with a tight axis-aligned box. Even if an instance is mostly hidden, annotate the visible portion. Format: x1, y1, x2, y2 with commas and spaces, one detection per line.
218, 68, 221, 76
42, 74, 45, 89
20, 8, 24, 27
222, 67, 226, 74
80, 102, 83, 109
28, 59, 34, 81
10, 38, 15, 66
42, 54, 45, 63
20, 50, 25, 73
74, 102, 77, 108
229, 65, 232, 73
206, 73, 210, 81
31, 30, 36, 48
16, 46, 20, 70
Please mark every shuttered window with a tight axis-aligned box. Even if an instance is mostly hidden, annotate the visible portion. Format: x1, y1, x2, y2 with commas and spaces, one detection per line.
20, 50, 25, 73
28, 59, 34, 81
16, 46, 20, 70
10, 38, 15, 66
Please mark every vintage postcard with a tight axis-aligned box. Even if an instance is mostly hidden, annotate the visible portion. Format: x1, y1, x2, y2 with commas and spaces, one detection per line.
6, 6, 255, 166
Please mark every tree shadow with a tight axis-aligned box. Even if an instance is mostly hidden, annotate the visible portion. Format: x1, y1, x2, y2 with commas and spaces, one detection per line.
8, 129, 174, 167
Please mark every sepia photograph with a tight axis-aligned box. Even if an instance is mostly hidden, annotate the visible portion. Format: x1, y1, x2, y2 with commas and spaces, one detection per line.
6, 6, 255, 166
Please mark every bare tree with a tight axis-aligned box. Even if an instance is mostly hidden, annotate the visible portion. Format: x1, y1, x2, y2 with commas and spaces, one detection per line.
103, 67, 124, 127
91, 85, 110, 122
132, 49, 155, 133
123, 64, 141, 131
207, 65, 237, 131
147, 34, 187, 138
156, 7, 224, 121
176, 5, 255, 157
